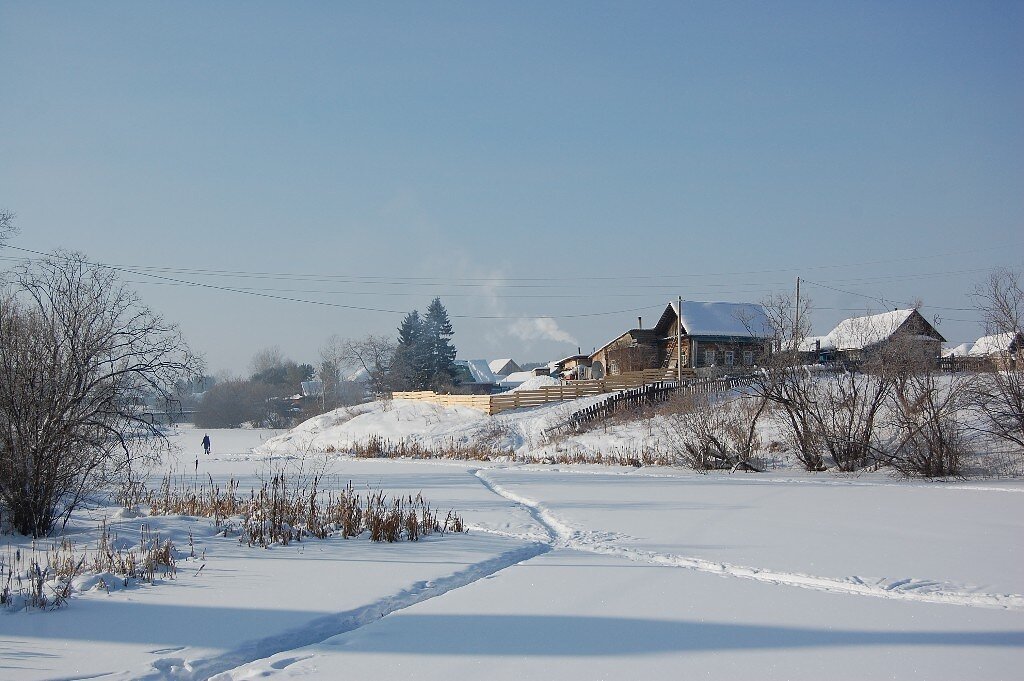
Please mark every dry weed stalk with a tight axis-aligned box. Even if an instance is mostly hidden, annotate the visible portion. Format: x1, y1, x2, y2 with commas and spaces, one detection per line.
1, 521, 177, 612
145, 475, 464, 548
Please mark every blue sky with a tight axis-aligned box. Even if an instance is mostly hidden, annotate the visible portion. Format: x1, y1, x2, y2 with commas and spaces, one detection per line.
1, 1, 1021, 374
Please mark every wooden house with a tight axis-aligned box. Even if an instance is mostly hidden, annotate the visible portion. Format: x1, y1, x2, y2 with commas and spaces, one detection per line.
589, 301, 773, 377
968, 330, 1024, 369
816, 309, 945, 362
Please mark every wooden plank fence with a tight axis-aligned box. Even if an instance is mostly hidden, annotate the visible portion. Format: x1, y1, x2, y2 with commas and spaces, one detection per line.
551, 374, 755, 432
392, 368, 689, 416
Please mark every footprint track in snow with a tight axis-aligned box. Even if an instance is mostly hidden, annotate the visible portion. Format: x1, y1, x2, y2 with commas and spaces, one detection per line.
473, 468, 1024, 611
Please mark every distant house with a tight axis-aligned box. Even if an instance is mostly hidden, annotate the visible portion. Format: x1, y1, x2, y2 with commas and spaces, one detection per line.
300, 380, 324, 398
453, 359, 500, 394
550, 353, 592, 379
942, 342, 975, 358
969, 331, 1023, 356
813, 309, 945, 362
589, 301, 773, 377
488, 358, 522, 377
968, 331, 1024, 369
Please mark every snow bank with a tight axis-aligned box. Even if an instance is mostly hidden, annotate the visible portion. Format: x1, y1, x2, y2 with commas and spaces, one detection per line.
506, 374, 562, 391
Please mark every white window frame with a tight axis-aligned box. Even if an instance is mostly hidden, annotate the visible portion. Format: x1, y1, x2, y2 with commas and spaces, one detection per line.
704, 349, 716, 366
724, 351, 735, 366
743, 350, 754, 366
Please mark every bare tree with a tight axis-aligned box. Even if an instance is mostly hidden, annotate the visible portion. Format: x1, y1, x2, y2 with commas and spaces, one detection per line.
0, 251, 199, 536
248, 345, 285, 378
0, 209, 17, 245
747, 292, 825, 470
972, 269, 1024, 450
335, 335, 396, 396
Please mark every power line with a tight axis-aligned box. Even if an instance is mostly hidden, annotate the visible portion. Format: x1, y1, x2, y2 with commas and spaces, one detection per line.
3, 242, 1016, 285
2, 246, 663, 320
0, 245, 999, 324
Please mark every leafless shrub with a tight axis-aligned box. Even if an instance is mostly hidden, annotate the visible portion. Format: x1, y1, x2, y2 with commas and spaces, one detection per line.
887, 348, 977, 477
659, 392, 765, 471
807, 363, 892, 471
748, 293, 827, 470
971, 269, 1024, 453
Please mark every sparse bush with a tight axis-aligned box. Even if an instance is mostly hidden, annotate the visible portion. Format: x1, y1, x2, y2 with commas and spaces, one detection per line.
659, 392, 765, 471
887, 350, 977, 477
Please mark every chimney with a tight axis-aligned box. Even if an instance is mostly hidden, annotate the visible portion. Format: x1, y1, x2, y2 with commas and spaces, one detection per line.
638, 316, 643, 329
577, 346, 581, 355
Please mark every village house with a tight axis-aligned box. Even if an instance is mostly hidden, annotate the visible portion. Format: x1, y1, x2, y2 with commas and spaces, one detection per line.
453, 359, 500, 394
549, 352, 592, 379
589, 301, 773, 377
810, 308, 945, 363
968, 330, 1024, 369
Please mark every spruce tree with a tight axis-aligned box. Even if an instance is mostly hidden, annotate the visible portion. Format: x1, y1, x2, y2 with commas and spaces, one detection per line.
423, 297, 458, 389
392, 310, 426, 390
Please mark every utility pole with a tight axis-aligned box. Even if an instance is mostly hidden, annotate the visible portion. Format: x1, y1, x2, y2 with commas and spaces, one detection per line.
794, 276, 801, 352
677, 295, 683, 383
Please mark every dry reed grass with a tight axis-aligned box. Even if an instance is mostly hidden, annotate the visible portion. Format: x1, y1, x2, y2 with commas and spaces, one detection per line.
1, 521, 177, 611
145, 473, 465, 547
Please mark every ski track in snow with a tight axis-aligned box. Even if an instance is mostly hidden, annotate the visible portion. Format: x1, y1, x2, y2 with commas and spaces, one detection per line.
473, 468, 1024, 612
130, 540, 550, 681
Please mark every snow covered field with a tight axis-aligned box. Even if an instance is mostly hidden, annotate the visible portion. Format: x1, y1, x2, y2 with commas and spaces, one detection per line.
2, 424, 1023, 680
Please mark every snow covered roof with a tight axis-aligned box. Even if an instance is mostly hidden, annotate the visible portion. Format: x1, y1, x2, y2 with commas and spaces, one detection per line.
488, 358, 521, 376
342, 367, 370, 383
301, 380, 324, 397
942, 342, 974, 358
674, 301, 773, 338
824, 309, 919, 351
969, 332, 1023, 356
798, 335, 834, 353
455, 359, 499, 384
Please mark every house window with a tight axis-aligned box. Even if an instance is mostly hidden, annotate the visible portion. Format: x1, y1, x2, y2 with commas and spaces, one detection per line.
704, 349, 716, 366
743, 351, 754, 366
724, 351, 735, 366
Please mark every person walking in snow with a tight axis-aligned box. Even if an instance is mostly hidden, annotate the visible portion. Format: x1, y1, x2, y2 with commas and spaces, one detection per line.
202, 433, 211, 456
